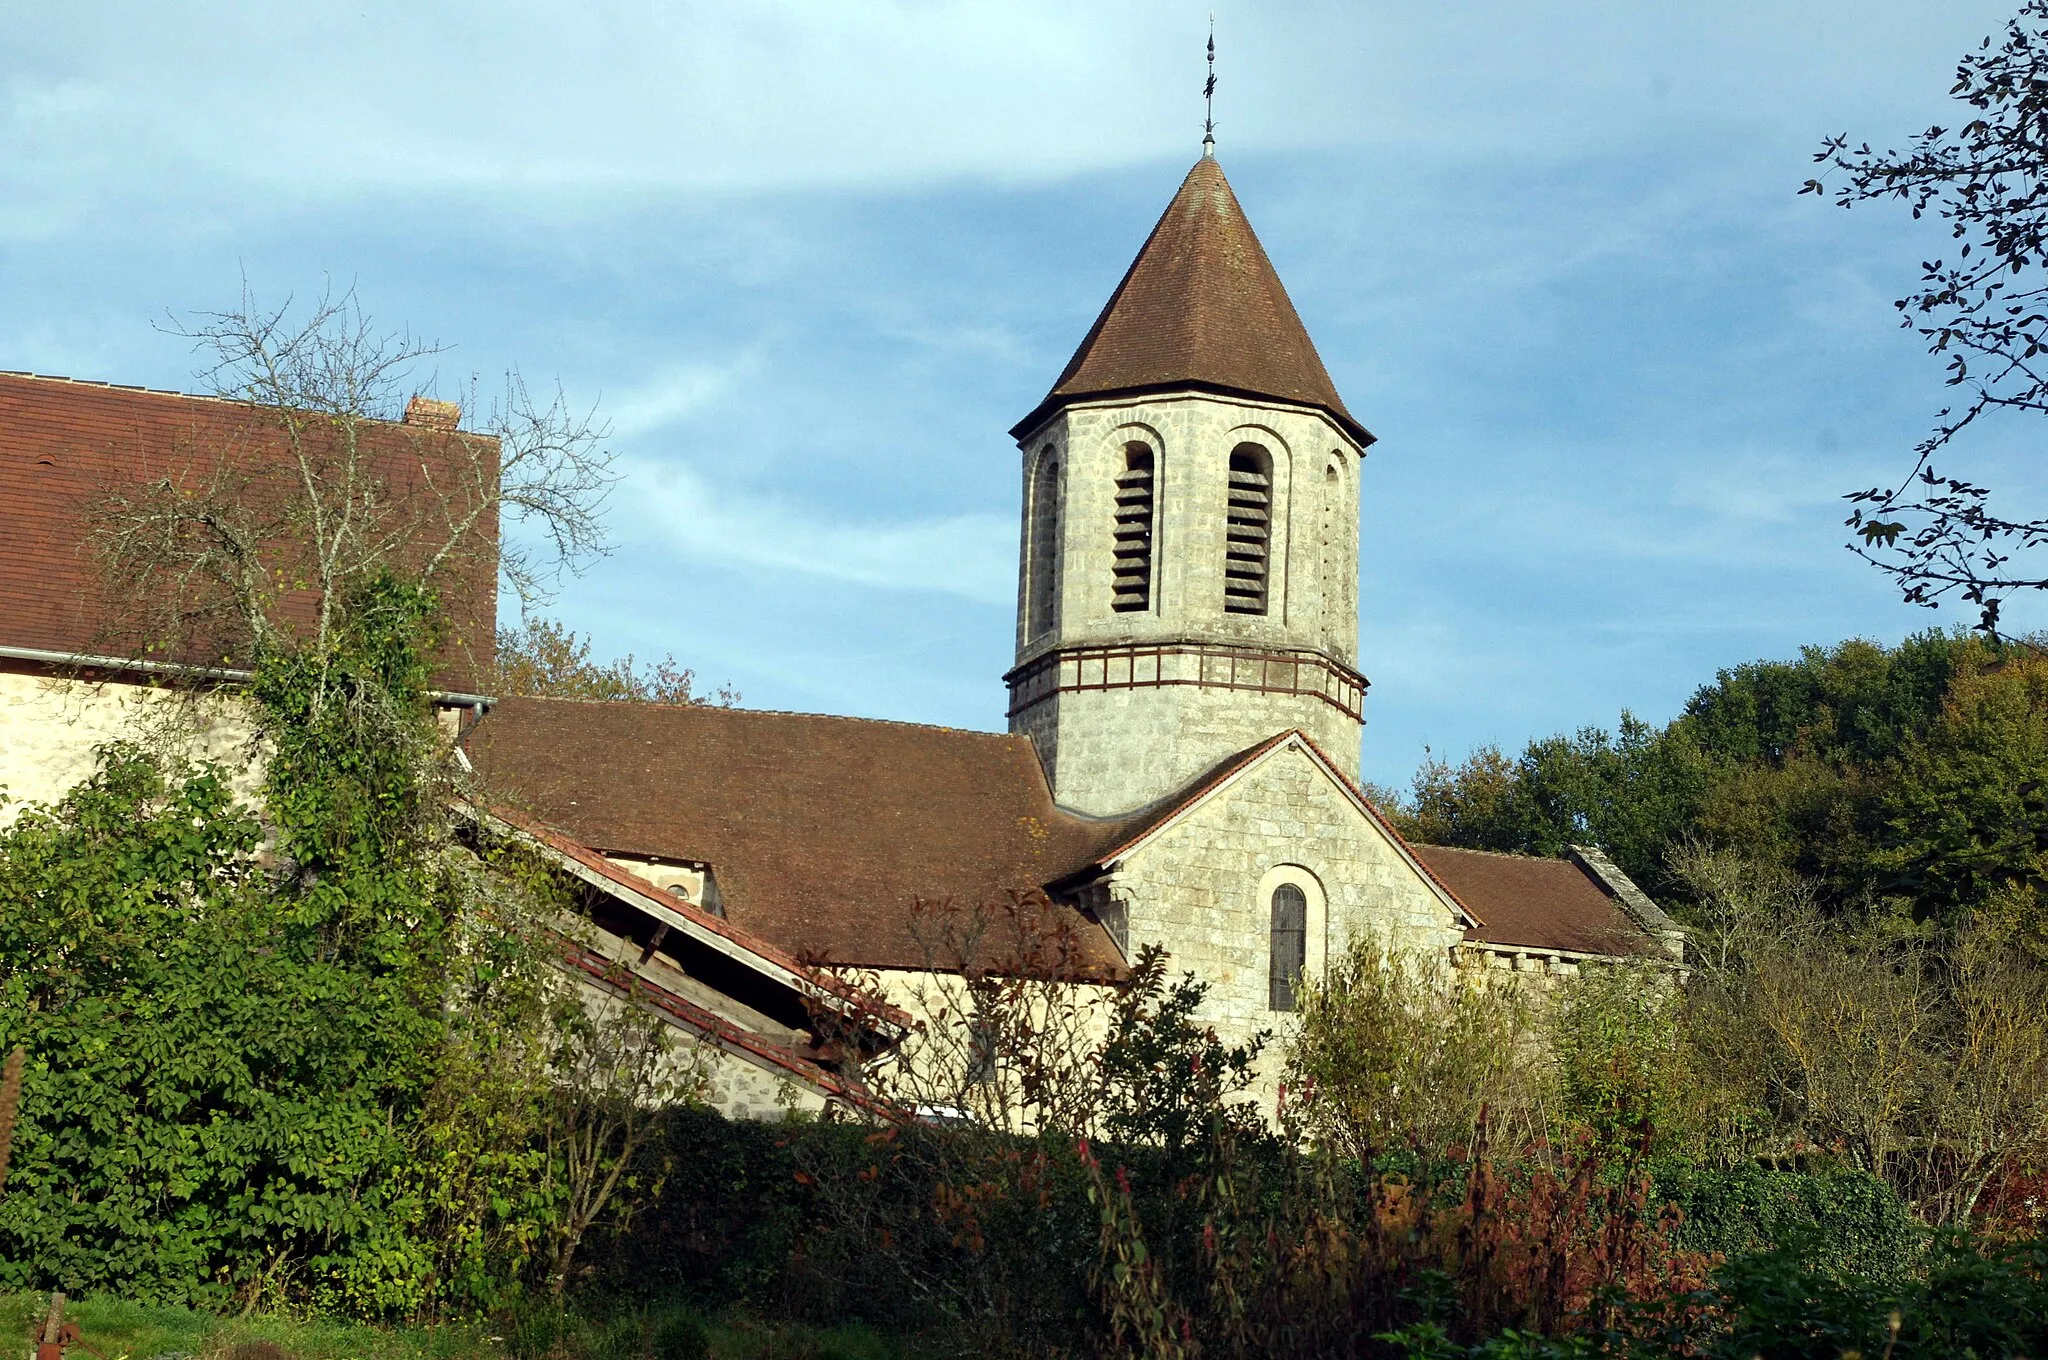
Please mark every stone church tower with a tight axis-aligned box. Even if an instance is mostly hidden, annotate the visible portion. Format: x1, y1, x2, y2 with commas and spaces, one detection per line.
1006, 151, 1374, 817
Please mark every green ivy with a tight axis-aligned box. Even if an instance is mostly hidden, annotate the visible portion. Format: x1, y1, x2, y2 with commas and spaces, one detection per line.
0, 577, 562, 1314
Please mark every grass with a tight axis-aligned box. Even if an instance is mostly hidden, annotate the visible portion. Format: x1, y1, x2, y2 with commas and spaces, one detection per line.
0, 1292, 495, 1360
0, 1294, 921, 1360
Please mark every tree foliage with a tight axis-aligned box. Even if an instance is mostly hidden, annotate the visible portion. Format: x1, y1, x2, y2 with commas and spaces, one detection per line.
492, 616, 735, 707
1388, 629, 2048, 927
1285, 941, 1542, 1162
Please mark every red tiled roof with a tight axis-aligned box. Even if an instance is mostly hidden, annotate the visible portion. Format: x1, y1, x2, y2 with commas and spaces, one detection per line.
1012, 155, 1371, 446
0, 371, 496, 687
462, 696, 1135, 974
1411, 844, 1666, 959
463, 699, 1666, 973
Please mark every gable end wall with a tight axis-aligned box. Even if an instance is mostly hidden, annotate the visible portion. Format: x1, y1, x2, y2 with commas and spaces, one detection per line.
1114, 744, 1464, 1105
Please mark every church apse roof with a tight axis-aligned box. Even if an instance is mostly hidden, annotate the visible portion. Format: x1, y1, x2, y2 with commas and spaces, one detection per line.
1011, 154, 1373, 447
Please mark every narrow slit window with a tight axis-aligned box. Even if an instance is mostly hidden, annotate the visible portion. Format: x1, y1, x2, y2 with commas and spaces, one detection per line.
1225, 444, 1272, 615
1111, 443, 1155, 612
1027, 451, 1060, 636
1269, 883, 1308, 1012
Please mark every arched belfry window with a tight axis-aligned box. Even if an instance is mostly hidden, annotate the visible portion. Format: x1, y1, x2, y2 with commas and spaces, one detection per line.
1111, 442, 1155, 612
1224, 443, 1272, 615
1027, 449, 1061, 637
1269, 883, 1308, 1011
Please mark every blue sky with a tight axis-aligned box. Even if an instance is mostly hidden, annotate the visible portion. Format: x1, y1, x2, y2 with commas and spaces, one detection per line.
5, 1, 2042, 790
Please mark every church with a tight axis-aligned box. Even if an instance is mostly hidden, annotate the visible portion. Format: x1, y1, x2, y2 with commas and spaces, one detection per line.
0, 148, 1681, 1122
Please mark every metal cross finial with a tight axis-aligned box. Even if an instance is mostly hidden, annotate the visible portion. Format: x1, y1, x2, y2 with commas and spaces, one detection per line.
1203, 14, 1217, 155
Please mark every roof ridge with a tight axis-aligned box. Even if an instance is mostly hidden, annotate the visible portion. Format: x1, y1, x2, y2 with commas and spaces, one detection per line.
0, 369, 480, 435
0, 370, 234, 404
493, 692, 1025, 740
1412, 842, 1572, 864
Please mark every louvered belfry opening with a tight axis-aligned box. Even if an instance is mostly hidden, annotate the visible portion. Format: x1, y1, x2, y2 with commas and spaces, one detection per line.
1269, 883, 1308, 1011
1111, 442, 1156, 612
1224, 443, 1272, 615
1027, 451, 1061, 636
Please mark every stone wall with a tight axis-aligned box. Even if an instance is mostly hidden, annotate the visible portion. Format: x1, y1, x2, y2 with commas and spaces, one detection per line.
1113, 739, 1466, 1113
1026, 680, 1361, 818
1009, 390, 1366, 816
0, 668, 261, 821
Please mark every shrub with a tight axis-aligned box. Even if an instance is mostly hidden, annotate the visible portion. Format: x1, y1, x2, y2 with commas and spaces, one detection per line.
1652, 1159, 1922, 1280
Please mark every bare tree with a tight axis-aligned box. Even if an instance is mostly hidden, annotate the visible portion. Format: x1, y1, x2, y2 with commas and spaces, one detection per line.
806, 891, 1112, 1136
1671, 846, 2048, 1224
541, 964, 708, 1296
1809, 3, 2048, 631
91, 284, 615, 684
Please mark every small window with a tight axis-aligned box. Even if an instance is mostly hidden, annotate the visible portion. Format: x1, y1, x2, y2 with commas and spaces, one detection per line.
1026, 450, 1061, 636
1225, 443, 1272, 615
966, 1011, 998, 1086
1269, 883, 1307, 1011
1111, 443, 1155, 612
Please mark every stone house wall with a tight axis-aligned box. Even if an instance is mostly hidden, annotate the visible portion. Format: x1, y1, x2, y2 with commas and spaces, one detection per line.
0, 669, 261, 822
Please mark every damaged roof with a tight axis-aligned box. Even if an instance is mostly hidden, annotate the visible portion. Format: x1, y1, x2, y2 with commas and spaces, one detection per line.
465, 697, 1672, 973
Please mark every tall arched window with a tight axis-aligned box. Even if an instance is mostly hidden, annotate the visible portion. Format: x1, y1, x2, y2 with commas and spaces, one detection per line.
1027, 449, 1060, 636
1320, 455, 1343, 639
1111, 442, 1155, 612
1269, 883, 1308, 1011
1224, 443, 1272, 615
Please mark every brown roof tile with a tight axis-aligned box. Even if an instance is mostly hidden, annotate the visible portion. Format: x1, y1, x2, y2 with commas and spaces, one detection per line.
1411, 844, 1665, 959
0, 371, 496, 687
461, 696, 1135, 973
1012, 155, 1371, 446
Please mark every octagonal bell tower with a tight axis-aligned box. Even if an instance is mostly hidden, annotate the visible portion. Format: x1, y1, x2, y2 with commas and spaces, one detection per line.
1007, 149, 1374, 818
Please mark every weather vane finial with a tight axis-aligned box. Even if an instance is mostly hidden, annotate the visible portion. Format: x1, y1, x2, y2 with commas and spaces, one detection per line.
1203, 13, 1217, 156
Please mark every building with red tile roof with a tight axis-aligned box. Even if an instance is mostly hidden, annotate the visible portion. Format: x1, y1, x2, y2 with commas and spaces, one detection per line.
3, 147, 1683, 1125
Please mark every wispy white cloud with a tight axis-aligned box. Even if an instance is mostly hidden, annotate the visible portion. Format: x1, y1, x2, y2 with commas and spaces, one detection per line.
0, 0, 2020, 219
602, 355, 760, 438
614, 455, 1014, 605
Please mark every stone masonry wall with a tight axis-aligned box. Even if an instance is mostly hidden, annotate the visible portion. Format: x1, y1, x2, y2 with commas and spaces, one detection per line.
0, 669, 261, 822
1034, 681, 1360, 817
1009, 391, 1368, 816
1114, 740, 1465, 1115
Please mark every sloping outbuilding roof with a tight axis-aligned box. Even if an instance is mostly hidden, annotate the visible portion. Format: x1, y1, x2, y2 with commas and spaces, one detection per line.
1411, 843, 1671, 960
0, 371, 497, 688
1011, 154, 1372, 446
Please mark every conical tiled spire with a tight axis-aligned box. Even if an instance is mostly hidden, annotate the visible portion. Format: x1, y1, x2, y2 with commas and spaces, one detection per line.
1012, 155, 1371, 445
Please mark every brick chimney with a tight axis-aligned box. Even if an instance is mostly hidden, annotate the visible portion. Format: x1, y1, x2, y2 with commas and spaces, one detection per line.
404, 396, 461, 431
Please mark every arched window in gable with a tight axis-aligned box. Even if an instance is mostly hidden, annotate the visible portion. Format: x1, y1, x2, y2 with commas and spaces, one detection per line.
1269, 882, 1308, 1011
1224, 443, 1272, 615
1027, 449, 1061, 637
1111, 442, 1155, 612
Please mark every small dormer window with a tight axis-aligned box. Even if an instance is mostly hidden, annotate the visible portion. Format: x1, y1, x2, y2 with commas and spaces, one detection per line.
1111, 443, 1155, 612
1224, 443, 1272, 615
